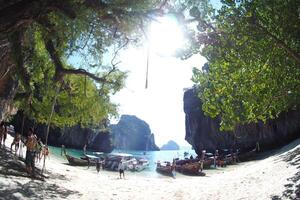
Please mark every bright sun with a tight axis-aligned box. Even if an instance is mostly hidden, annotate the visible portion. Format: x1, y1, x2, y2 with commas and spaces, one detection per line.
149, 16, 185, 56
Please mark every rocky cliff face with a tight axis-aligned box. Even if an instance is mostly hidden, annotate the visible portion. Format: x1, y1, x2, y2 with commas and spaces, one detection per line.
184, 87, 300, 155
11, 112, 113, 153
110, 115, 159, 151
0, 38, 18, 121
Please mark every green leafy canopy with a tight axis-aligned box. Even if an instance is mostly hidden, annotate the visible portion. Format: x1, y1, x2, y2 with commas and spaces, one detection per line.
7, 0, 165, 128
188, 0, 300, 130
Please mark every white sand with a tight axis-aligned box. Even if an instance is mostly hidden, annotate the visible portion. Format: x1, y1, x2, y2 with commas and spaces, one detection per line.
1, 135, 299, 200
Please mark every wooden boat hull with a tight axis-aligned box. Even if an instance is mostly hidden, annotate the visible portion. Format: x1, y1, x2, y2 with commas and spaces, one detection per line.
65, 154, 96, 166
175, 163, 205, 176
156, 165, 174, 176
203, 159, 213, 169
176, 159, 213, 169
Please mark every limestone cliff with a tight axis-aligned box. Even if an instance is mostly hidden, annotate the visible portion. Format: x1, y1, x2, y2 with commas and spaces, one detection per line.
0, 37, 18, 121
11, 112, 113, 153
184, 87, 300, 155
110, 115, 159, 151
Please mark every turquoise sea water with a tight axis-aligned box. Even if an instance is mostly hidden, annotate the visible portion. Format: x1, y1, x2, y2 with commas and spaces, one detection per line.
49, 146, 197, 174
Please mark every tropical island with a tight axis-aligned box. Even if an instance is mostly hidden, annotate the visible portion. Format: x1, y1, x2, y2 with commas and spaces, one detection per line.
0, 0, 299, 200
160, 140, 180, 150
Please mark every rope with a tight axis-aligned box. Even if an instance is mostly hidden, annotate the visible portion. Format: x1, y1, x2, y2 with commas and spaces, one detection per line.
84, 75, 87, 96
145, 44, 150, 89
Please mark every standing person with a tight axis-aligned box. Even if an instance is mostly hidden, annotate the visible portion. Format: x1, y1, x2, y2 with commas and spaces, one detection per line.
86, 156, 90, 169
255, 141, 260, 153
41, 145, 50, 160
96, 159, 101, 173
11, 133, 21, 154
83, 144, 87, 155
0, 121, 7, 148
25, 128, 37, 176
35, 138, 43, 163
199, 150, 206, 172
118, 159, 126, 179
214, 149, 219, 168
171, 159, 176, 178
61, 145, 66, 156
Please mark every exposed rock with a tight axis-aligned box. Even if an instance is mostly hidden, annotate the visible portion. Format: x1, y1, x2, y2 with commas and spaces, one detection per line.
11, 111, 113, 153
110, 115, 159, 151
0, 37, 18, 121
160, 140, 180, 150
184, 87, 300, 155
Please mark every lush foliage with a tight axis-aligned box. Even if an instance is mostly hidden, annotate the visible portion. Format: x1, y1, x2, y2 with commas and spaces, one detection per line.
6, 0, 164, 128
189, 0, 300, 130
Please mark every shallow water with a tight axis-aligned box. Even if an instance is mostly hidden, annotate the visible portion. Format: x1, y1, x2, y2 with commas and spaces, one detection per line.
49, 146, 198, 176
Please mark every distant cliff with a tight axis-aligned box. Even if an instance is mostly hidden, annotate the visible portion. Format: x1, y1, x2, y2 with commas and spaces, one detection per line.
160, 140, 180, 150
184, 87, 300, 155
110, 115, 159, 151
11, 112, 113, 153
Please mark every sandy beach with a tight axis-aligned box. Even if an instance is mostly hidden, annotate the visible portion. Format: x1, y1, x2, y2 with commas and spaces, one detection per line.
0, 135, 299, 200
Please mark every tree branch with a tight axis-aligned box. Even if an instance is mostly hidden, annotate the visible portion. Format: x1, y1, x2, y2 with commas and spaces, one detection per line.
60, 68, 113, 84
83, 0, 109, 9
83, 0, 165, 19
10, 30, 31, 92
44, 38, 115, 84
48, 0, 76, 19
256, 23, 300, 65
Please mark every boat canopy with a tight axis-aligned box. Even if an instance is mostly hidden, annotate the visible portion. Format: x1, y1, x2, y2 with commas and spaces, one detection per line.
108, 153, 133, 157
93, 152, 104, 155
85, 155, 99, 159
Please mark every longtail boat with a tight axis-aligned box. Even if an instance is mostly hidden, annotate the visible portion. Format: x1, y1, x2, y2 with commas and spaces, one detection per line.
176, 158, 213, 169
65, 154, 97, 166
175, 163, 205, 176
156, 165, 174, 176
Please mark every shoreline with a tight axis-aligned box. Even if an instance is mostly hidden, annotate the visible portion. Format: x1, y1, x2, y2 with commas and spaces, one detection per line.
0, 135, 299, 199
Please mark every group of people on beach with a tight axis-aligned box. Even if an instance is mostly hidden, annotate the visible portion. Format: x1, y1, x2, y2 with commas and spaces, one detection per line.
24, 128, 50, 175
0, 121, 50, 176
90, 154, 126, 179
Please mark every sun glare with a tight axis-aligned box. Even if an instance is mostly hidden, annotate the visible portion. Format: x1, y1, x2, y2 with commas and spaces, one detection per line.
149, 16, 185, 56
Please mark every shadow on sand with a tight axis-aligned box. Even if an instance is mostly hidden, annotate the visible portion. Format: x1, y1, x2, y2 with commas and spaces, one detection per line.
0, 180, 80, 200
271, 139, 300, 200
0, 147, 80, 199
